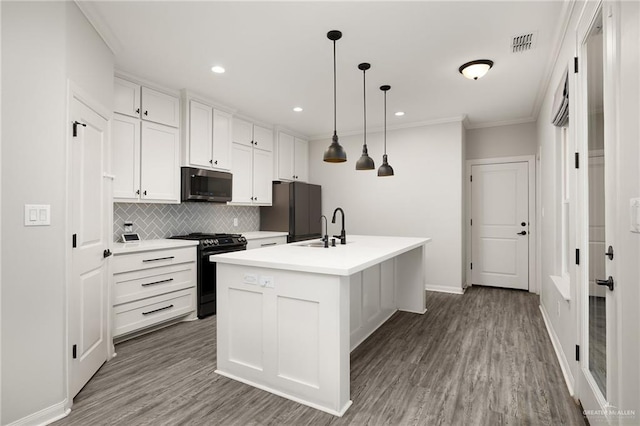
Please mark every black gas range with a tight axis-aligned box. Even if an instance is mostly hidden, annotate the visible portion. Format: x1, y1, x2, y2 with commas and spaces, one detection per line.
170, 233, 247, 318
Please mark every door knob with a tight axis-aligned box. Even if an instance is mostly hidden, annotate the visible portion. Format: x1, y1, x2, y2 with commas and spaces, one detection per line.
596, 276, 614, 291
103, 249, 112, 258
517, 231, 527, 235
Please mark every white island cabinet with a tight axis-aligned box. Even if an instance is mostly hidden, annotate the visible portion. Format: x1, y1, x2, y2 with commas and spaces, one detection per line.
213, 235, 430, 416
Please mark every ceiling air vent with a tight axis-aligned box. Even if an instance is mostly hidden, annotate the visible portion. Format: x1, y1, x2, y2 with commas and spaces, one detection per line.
511, 32, 536, 53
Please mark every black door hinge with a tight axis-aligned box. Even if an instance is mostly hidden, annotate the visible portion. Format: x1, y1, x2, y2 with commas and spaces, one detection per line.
574, 57, 579, 73
72, 344, 77, 359
470, 263, 473, 270
470, 175, 473, 182
72, 121, 87, 137
72, 234, 77, 248
575, 344, 580, 361
575, 152, 580, 169
576, 248, 580, 265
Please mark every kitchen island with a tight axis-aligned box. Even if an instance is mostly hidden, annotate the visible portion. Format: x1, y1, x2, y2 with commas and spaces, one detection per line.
213, 235, 431, 416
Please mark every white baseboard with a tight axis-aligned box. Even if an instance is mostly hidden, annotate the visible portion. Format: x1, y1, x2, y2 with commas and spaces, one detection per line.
539, 304, 575, 396
6, 400, 70, 426
424, 283, 465, 295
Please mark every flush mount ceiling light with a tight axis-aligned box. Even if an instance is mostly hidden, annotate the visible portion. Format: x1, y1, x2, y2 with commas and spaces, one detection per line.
293, 107, 303, 112
378, 85, 394, 177
395, 111, 405, 116
458, 59, 493, 80
323, 30, 347, 163
355, 62, 375, 171
211, 66, 225, 74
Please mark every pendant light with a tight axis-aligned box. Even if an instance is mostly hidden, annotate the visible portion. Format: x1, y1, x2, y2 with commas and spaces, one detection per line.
323, 30, 347, 163
355, 63, 375, 170
378, 85, 394, 177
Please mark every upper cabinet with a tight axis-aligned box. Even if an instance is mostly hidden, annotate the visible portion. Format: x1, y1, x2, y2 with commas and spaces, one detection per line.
276, 131, 309, 182
184, 98, 232, 171
112, 76, 181, 204
229, 118, 274, 206
114, 77, 180, 128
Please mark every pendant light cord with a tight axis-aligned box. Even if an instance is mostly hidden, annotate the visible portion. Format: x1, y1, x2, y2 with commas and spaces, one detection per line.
363, 69, 367, 147
383, 90, 387, 154
333, 40, 337, 136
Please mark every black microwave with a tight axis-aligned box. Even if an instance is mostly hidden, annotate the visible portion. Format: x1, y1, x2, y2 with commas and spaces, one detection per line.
181, 167, 233, 202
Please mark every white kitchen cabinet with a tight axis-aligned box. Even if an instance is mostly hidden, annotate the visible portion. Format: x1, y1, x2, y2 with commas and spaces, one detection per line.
114, 77, 141, 119
112, 244, 197, 340
276, 131, 309, 182
112, 114, 141, 200
245, 235, 288, 250
140, 122, 180, 202
113, 116, 180, 203
230, 142, 273, 206
113, 76, 180, 128
185, 99, 232, 171
229, 118, 274, 206
232, 118, 274, 152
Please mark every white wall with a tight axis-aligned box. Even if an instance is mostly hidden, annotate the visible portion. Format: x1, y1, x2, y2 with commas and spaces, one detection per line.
614, 0, 640, 414
466, 121, 537, 160
309, 121, 465, 293
1, 2, 113, 424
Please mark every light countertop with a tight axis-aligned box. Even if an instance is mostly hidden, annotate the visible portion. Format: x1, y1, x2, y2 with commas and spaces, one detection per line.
241, 231, 289, 240
112, 239, 199, 255
213, 235, 431, 276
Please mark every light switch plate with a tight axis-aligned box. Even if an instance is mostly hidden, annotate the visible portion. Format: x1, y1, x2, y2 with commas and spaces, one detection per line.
630, 198, 640, 233
24, 204, 51, 226
243, 273, 258, 285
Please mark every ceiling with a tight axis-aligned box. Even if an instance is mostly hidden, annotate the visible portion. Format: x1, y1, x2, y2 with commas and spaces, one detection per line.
82, 1, 566, 139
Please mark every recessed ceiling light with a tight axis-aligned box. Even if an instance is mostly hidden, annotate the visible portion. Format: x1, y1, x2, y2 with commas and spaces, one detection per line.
293, 107, 303, 112
395, 111, 405, 116
211, 66, 225, 74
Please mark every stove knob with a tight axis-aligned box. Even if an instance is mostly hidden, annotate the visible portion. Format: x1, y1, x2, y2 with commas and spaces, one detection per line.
204, 239, 212, 246
213, 239, 219, 245
240, 237, 246, 242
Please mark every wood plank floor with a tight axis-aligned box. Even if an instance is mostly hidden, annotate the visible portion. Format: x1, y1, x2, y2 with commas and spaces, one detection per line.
55, 286, 586, 425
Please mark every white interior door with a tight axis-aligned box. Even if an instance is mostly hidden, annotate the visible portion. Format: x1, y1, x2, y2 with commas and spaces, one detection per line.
471, 162, 529, 290
577, 5, 618, 418
69, 95, 110, 398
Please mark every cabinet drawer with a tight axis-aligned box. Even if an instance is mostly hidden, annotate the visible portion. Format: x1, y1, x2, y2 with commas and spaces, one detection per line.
113, 247, 196, 274
246, 236, 287, 250
113, 288, 194, 337
114, 263, 195, 306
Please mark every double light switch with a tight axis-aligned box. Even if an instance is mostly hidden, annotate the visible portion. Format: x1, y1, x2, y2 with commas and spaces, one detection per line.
24, 204, 51, 226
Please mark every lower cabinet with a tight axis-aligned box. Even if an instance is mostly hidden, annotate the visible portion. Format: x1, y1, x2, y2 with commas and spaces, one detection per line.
112, 245, 197, 339
245, 235, 287, 250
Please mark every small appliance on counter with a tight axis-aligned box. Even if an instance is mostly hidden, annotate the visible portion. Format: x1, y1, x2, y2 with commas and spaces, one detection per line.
169, 233, 247, 318
260, 181, 322, 243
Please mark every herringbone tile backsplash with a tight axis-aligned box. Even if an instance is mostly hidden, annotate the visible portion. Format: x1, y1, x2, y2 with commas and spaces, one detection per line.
113, 202, 260, 242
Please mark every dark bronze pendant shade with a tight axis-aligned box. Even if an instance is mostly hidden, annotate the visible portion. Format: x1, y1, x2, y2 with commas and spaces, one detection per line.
356, 62, 375, 170
324, 30, 347, 163
378, 85, 394, 177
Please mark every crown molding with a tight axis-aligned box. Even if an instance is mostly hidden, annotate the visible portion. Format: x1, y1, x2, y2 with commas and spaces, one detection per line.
75, 1, 122, 56
464, 116, 537, 130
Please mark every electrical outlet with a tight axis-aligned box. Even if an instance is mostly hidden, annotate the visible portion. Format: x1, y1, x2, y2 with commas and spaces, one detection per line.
233, 218, 238, 227
124, 221, 133, 233
260, 276, 274, 288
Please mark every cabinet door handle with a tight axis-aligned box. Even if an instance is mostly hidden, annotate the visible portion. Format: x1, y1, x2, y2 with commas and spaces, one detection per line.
143, 190, 147, 196
142, 304, 174, 316
136, 189, 140, 195
136, 108, 140, 114
144, 110, 148, 116
209, 159, 213, 164
261, 242, 277, 247
103, 249, 112, 258
214, 160, 218, 165
141, 278, 174, 287
142, 256, 175, 263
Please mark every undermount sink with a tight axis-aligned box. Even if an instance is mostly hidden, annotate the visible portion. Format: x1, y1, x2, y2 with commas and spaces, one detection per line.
299, 241, 328, 248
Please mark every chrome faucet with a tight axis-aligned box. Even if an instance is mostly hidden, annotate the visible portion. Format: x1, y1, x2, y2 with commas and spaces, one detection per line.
320, 215, 329, 248
331, 207, 346, 245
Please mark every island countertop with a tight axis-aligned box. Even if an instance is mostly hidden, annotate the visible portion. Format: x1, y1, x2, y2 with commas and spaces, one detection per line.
212, 234, 431, 276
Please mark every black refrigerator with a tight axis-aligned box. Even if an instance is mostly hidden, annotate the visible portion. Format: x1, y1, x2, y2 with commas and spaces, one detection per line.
260, 181, 322, 243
